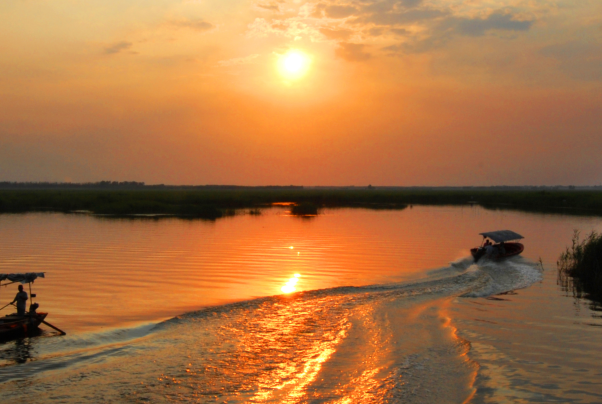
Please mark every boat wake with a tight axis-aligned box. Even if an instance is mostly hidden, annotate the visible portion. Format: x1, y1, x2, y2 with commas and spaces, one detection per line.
0, 256, 543, 403
462, 256, 543, 298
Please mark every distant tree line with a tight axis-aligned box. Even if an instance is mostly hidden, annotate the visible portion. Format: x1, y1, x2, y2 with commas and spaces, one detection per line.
2, 182, 602, 191
0, 182, 304, 190
0, 181, 146, 189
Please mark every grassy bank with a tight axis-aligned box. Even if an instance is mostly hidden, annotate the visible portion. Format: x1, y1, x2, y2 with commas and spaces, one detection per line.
558, 231, 602, 310
1, 189, 602, 218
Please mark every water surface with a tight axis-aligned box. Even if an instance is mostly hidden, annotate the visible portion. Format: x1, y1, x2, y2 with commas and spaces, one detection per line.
0, 206, 601, 402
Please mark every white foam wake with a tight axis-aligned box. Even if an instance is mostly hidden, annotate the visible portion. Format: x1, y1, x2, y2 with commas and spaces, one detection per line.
461, 256, 543, 297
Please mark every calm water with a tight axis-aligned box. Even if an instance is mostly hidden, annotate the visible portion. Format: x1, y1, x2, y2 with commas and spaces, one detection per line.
0, 206, 601, 403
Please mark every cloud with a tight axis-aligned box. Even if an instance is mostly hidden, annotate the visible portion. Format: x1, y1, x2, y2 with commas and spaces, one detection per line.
218, 54, 260, 67
256, 2, 281, 12
359, 0, 424, 14
170, 19, 214, 31
320, 27, 353, 40
361, 0, 397, 14
335, 42, 371, 61
383, 30, 454, 55
382, 43, 405, 55
391, 28, 409, 36
541, 41, 602, 81
325, 5, 357, 19
247, 18, 278, 38
383, 9, 535, 55
247, 1, 537, 59
103, 41, 133, 55
453, 11, 533, 37
400, 0, 423, 8
367, 27, 384, 36
246, 18, 322, 41
353, 8, 448, 26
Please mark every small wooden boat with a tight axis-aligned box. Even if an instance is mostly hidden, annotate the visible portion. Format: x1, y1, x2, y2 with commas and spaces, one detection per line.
0, 312, 48, 339
471, 230, 524, 262
0, 272, 62, 340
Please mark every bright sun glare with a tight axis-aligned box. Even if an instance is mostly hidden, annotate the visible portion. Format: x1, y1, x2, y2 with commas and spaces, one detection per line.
278, 50, 311, 80
281, 273, 301, 294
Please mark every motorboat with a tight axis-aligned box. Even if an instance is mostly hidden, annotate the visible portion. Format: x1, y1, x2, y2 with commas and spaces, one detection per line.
471, 230, 524, 262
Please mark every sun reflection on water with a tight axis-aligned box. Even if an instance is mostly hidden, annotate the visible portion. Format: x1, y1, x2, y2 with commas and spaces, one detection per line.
281, 273, 301, 293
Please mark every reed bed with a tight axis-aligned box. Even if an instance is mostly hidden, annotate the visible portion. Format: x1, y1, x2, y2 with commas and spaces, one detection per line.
1, 189, 602, 218
558, 231, 602, 310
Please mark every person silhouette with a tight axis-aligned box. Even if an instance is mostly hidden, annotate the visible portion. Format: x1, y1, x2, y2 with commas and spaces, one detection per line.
11, 285, 28, 316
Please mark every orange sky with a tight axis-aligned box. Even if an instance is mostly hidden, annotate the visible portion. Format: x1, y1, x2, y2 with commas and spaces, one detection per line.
1, 0, 601, 185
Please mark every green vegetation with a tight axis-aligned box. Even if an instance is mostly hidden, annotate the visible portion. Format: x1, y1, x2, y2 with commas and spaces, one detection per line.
558, 231, 602, 310
1, 188, 602, 219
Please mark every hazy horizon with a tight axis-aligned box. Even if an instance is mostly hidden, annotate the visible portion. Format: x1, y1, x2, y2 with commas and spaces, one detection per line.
0, 181, 599, 188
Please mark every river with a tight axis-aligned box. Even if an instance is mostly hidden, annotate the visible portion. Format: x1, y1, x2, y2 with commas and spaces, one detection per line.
0, 206, 601, 403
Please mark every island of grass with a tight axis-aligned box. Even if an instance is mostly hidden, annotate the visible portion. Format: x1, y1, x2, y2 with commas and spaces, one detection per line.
558, 231, 602, 310
1, 186, 602, 219
290, 202, 319, 216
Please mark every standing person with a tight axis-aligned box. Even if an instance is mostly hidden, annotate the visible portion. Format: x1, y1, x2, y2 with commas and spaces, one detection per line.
11, 285, 28, 316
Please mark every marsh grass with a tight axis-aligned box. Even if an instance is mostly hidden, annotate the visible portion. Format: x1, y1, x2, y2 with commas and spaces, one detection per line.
1, 189, 602, 219
558, 231, 602, 311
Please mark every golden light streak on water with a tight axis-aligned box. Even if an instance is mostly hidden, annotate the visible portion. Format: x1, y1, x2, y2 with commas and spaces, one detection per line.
281, 274, 301, 293
250, 313, 351, 403
329, 304, 389, 403
440, 300, 479, 404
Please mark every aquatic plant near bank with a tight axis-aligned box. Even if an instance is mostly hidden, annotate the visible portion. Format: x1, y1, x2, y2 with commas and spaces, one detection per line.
558, 231, 602, 310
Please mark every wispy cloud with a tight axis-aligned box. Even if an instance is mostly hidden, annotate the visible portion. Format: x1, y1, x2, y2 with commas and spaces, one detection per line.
350, 8, 448, 26
256, 2, 281, 12
541, 40, 602, 81
169, 19, 214, 32
335, 42, 371, 61
218, 54, 260, 67
103, 41, 133, 55
452, 11, 534, 37
319, 27, 353, 40
324, 5, 358, 19
246, 17, 322, 41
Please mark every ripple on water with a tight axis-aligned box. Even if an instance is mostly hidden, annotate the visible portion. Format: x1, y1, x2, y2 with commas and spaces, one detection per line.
0, 262, 537, 403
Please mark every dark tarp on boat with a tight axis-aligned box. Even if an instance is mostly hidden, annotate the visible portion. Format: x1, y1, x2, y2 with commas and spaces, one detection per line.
479, 230, 524, 243
0, 273, 45, 284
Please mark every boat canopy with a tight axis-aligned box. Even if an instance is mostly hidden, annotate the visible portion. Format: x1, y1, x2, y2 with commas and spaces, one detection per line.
480, 230, 524, 243
0, 273, 45, 284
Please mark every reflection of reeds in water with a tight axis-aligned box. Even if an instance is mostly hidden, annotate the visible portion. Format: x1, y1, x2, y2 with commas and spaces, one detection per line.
558, 231, 602, 311
290, 203, 319, 216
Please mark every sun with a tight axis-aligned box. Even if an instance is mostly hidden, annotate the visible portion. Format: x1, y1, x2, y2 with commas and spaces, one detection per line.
278, 50, 311, 80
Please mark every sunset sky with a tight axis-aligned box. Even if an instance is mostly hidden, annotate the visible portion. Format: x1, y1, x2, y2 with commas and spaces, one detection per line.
1, 0, 601, 185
